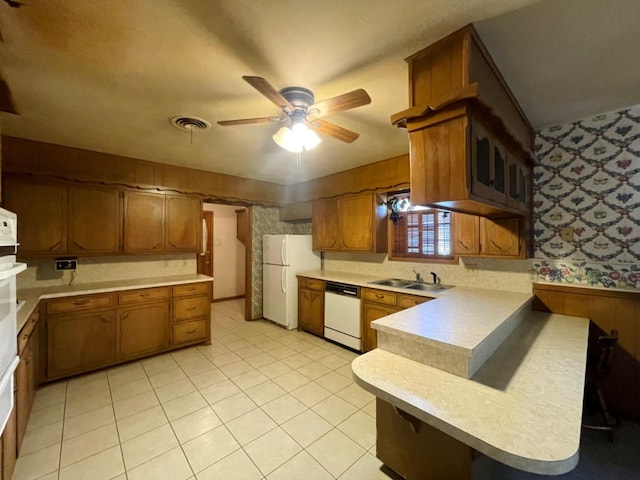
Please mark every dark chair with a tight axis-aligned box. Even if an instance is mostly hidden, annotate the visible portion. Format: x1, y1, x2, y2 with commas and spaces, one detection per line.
582, 329, 619, 443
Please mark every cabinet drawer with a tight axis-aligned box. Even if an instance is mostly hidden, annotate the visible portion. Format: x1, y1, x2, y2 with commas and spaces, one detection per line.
173, 320, 207, 344
119, 287, 169, 305
173, 296, 210, 322
172, 283, 209, 298
297, 277, 325, 291
398, 294, 431, 309
47, 294, 115, 314
362, 288, 397, 306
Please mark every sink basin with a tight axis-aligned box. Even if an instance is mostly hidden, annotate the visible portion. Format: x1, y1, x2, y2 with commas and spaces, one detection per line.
405, 283, 449, 292
368, 278, 451, 293
368, 278, 414, 288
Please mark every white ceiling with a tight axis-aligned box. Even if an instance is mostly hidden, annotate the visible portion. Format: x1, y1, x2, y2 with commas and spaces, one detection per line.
0, 0, 639, 185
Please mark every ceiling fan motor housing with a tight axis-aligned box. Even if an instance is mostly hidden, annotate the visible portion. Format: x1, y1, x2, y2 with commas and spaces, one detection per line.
280, 86, 315, 110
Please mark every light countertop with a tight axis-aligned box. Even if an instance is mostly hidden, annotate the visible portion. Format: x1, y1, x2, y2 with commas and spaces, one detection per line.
17, 274, 213, 332
352, 311, 590, 475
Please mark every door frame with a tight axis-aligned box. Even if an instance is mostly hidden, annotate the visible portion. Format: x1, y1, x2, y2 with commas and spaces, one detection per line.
198, 210, 214, 279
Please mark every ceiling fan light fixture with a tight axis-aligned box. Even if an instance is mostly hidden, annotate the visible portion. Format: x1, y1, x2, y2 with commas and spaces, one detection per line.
272, 123, 321, 153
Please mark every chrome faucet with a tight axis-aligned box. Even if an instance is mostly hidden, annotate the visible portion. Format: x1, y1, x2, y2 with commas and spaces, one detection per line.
413, 270, 423, 283
430, 272, 439, 285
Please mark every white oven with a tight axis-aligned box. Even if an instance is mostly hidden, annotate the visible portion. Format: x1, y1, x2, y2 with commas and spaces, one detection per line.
0, 207, 26, 435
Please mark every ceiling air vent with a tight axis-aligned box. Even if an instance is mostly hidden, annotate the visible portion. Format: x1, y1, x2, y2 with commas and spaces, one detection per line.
170, 116, 211, 132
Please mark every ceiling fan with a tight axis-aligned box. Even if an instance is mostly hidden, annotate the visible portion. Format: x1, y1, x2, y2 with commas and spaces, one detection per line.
217, 76, 371, 152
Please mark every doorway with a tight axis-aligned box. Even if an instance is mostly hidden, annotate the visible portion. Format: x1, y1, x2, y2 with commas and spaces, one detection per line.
198, 210, 214, 279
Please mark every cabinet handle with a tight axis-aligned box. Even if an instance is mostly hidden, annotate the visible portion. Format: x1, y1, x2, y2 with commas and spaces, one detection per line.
73, 299, 89, 306
458, 240, 469, 249
375, 294, 384, 299
490, 240, 505, 251
186, 287, 196, 292
121, 312, 129, 320
48, 241, 62, 251
187, 306, 196, 311
73, 240, 87, 251
186, 329, 196, 334
151, 242, 161, 250
100, 316, 110, 322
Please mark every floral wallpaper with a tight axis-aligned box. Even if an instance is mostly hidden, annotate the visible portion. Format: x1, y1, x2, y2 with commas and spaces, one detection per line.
250, 206, 312, 319
532, 104, 640, 289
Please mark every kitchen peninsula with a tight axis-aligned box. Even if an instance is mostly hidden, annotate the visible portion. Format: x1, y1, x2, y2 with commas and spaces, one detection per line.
351, 283, 590, 478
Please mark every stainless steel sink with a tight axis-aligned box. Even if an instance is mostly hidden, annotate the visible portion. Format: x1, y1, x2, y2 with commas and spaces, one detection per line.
405, 283, 449, 292
367, 278, 450, 292
368, 278, 414, 288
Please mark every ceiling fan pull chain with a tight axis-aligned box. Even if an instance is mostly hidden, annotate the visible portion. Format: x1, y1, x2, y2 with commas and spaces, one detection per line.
296, 151, 302, 166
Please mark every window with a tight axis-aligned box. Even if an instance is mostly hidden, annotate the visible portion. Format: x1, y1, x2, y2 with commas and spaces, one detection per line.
390, 207, 453, 260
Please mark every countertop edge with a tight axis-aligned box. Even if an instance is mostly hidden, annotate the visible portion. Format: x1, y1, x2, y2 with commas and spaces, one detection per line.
17, 274, 214, 333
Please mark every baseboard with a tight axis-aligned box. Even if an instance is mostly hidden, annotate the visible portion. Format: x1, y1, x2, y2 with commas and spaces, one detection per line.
212, 295, 245, 303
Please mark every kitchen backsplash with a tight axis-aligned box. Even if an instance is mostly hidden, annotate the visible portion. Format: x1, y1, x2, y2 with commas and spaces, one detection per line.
17, 254, 197, 289
533, 103, 640, 289
250, 206, 312, 319
323, 253, 533, 293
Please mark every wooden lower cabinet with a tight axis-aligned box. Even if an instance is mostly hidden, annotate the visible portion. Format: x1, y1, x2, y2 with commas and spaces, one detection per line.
361, 288, 431, 352
47, 310, 117, 379
1, 407, 17, 480
15, 325, 38, 451
362, 302, 401, 353
117, 303, 170, 360
42, 282, 211, 382
298, 288, 324, 337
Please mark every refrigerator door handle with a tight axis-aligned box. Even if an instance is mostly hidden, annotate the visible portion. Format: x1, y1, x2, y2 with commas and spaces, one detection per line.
280, 238, 286, 265
281, 268, 286, 294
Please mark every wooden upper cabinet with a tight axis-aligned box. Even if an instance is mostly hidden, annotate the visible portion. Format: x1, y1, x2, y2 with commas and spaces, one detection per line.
312, 193, 386, 253
480, 217, 521, 257
312, 199, 339, 251
453, 213, 479, 255
4, 178, 66, 255
68, 185, 121, 254
165, 194, 201, 252
470, 118, 507, 205
123, 191, 164, 253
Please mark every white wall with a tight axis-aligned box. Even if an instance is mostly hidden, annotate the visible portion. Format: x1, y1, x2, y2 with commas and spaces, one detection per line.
203, 203, 245, 300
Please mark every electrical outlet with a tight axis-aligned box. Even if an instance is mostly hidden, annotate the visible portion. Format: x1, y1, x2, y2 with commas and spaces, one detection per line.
55, 257, 77, 271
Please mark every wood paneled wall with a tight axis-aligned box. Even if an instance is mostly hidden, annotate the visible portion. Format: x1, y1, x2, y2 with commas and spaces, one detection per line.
1, 136, 286, 205
284, 154, 410, 203
533, 283, 640, 419
1, 136, 410, 205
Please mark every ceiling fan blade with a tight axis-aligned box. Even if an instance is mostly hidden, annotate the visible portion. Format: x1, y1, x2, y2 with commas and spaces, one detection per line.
307, 89, 371, 118
242, 76, 295, 113
217, 116, 283, 126
307, 119, 359, 143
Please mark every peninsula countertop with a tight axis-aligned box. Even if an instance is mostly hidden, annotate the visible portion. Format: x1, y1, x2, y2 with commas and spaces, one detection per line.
16, 274, 214, 332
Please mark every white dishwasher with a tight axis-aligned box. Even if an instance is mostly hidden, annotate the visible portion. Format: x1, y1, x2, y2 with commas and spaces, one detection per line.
324, 281, 361, 351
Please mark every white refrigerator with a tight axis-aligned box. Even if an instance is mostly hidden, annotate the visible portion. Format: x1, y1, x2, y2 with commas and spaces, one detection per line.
263, 234, 321, 329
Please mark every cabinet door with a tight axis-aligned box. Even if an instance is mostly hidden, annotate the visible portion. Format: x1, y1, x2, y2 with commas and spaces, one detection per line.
298, 288, 324, 337
4, 179, 66, 255
165, 195, 201, 252
15, 328, 36, 453
453, 213, 480, 255
123, 191, 164, 253
480, 217, 521, 256
47, 311, 116, 379
361, 302, 400, 352
312, 199, 338, 251
338, 194, 373, 251
68, 185, 121, 254
1, 406, 17, 480
507, 154, 531, 213
470, 119, 507, 205
117, 303, 170, 360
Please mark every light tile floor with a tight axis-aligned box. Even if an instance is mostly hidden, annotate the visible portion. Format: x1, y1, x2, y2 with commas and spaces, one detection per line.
13, 299, 397, 480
